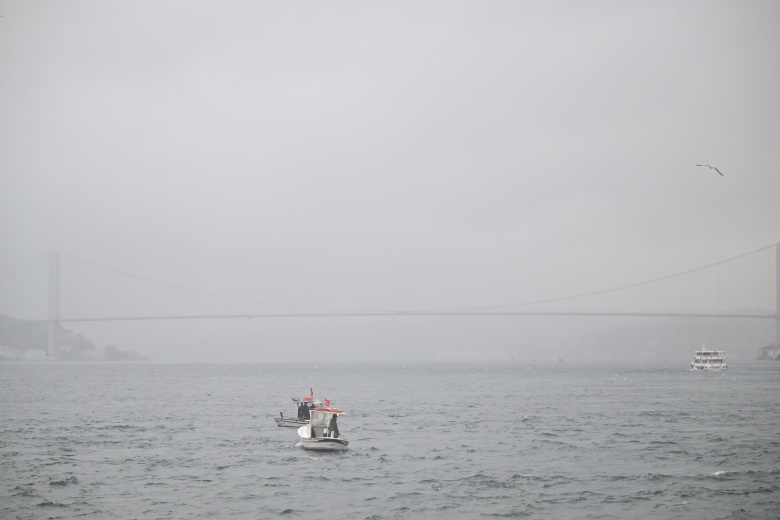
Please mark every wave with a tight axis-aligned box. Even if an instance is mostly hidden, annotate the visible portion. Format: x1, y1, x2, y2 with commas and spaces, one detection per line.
37, 499, 68, 507
49, 475, 79, 486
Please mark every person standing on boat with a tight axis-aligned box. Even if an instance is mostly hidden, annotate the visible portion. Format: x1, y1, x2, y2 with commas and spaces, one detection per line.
328, 414, 339, 438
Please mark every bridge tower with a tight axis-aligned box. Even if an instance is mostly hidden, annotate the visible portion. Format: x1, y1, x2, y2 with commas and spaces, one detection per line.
47, 251, 60, 359
776, 243, 780, 347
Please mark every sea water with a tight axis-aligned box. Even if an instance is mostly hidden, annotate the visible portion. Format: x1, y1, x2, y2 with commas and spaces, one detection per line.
1, 362, 779, 519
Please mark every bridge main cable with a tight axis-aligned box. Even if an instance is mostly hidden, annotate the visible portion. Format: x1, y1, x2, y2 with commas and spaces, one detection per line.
6, 310, 773, 324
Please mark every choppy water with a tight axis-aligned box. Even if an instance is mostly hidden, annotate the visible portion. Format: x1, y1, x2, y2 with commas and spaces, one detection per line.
1, 361, 779, 519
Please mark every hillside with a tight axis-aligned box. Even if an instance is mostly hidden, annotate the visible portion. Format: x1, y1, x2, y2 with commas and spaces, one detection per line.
0, 314, 148, 361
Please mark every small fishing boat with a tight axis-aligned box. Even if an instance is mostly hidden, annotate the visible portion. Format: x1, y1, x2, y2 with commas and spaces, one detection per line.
274, 389, 331, 428
691, 345, 727, 371
297, 407, 348, 451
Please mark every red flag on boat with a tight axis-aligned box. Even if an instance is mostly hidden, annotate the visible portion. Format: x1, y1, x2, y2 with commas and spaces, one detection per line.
324, 399, 330, 407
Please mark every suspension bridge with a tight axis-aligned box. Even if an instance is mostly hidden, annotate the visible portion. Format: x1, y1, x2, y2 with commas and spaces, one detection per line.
1, 242, 778, 358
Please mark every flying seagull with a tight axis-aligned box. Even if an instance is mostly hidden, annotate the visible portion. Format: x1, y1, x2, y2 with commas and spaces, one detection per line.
696, 164, 724, 176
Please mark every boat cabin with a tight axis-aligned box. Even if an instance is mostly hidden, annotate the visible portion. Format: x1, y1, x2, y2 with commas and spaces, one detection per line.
307, 408, 343, 439
294, 396, 322, 420
297, 407, 348, 450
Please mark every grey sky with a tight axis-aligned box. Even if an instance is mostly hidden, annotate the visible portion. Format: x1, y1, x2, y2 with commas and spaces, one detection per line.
1, 1, 779, 362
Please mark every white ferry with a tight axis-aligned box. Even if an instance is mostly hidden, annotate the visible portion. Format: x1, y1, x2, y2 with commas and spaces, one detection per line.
690, 345, 727, 371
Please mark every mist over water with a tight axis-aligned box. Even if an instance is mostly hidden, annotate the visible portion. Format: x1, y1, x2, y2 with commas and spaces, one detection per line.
2, 2, 780, 365
2, 361, 779, 519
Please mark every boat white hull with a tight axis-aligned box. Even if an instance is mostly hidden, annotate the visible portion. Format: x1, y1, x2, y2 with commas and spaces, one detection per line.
297, 426, 349, 451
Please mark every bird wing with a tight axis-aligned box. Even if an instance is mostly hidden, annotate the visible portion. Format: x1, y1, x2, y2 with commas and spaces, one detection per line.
713, 167, 724, 176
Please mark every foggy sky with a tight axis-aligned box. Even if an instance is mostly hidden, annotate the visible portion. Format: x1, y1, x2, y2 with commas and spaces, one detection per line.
1, 1, 779, 362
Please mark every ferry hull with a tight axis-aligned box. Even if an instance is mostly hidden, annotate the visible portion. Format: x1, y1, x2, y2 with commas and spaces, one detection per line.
690, 365, 727, 371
